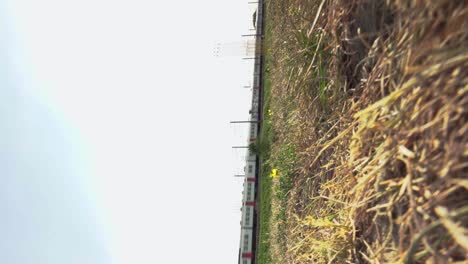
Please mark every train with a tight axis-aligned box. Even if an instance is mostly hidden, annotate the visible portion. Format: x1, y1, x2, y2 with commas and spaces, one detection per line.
238, 121, 259, 264
238, 1, 265, 263
238, 74, 261, 264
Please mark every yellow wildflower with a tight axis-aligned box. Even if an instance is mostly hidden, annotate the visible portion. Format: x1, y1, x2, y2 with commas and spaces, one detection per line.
270, 168, 279, 178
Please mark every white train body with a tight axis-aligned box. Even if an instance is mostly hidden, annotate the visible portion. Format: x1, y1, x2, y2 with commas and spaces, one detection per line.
239, 2, 264, 262
239, 92, 259, 264
239, 228, 254, 264
239, 173, 257, 264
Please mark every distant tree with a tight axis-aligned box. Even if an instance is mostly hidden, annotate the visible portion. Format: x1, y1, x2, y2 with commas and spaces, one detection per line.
248, 142, 258, 154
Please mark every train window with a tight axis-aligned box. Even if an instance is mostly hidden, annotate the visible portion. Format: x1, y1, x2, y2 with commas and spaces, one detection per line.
248, 165, 253, 173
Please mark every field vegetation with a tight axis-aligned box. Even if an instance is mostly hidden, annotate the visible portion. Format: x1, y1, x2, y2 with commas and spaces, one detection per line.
257, 0, 468, 263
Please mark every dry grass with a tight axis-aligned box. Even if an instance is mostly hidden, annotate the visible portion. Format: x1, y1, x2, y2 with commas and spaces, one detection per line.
263, 0, 468, 263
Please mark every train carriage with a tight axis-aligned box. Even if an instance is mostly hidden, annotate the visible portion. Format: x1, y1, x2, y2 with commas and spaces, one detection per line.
239, 124, 258, 264
238, 2, 264, 262
239, 174, 256, 264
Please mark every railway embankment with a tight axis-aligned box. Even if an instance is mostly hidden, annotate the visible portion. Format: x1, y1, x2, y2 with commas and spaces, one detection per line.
257, 1, 468, 263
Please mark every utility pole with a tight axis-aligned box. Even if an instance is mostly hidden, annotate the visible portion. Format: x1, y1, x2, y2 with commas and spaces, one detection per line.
244, 85, 260, 89
242, 56, 261, 60
242, 34, 262, 37
230, 120, 260, 124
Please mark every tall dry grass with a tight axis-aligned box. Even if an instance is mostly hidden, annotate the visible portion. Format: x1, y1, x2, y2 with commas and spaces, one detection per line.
264, 0, 467, 263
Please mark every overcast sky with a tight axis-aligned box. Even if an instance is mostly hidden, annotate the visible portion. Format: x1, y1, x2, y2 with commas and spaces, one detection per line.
0, 0, 256, 263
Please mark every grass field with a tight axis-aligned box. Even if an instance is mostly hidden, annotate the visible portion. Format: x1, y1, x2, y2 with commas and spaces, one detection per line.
257, 53, 273, 264
257, 0, 468, 263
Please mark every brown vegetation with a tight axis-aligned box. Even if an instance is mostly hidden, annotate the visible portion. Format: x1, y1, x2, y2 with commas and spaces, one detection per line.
263, 0, 468, 263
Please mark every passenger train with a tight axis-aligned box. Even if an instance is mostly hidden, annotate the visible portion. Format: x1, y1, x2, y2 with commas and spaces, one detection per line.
238, 80, 261, 264
238, 1, 264, 263
238, 123, 258, 264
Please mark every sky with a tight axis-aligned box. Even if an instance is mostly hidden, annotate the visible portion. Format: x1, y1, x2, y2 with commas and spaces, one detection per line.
0, 0, 256, 263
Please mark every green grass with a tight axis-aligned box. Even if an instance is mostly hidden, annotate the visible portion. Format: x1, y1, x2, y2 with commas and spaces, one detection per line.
257, 60, 273, 264
257, 8, 332, 263
274, 143, 297, 223
256, 14, 276, 260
